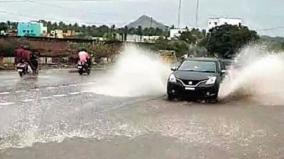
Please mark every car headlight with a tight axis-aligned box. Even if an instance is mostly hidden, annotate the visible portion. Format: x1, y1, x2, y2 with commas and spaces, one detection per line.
206, 76, 217, 85
169, 74, 177, 83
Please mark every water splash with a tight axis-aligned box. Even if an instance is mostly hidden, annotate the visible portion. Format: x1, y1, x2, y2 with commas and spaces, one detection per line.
86, 45, 171, 97
219, 45, 284, 105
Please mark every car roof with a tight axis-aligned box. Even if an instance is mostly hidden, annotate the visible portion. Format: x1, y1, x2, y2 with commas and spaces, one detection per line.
185, 57, 220, 62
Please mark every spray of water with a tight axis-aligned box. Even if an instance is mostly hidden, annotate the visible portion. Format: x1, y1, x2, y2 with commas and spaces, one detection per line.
0, 45, 172, 150
219, 45, 284, 105
86, 45, 171, 97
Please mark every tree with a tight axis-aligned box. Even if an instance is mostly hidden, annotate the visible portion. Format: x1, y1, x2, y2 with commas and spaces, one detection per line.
0, 22, 8, 31
204, 24, 259, 58
123, 26, 128, 41
111, 25, 116, 31
58, 21, 64, 28
137, 26, 143, 41
179, 31, 197, 44
154, 38, 190, 57
96, 25, 109, 37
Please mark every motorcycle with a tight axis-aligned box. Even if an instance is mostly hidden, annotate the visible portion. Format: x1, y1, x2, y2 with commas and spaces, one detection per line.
16, 62, 29, 77
78, 61, 90, 75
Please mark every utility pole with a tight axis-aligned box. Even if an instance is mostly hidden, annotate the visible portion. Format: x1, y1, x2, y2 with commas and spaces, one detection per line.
195, 0, 199, 27
195, 0, 199, 28
178, 0, 182, 28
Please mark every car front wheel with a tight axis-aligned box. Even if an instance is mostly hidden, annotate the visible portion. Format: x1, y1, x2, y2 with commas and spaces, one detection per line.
167, 93, 176, 101
206, 93, 219, 103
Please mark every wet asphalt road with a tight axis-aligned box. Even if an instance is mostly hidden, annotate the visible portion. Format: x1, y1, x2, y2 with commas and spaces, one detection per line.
0, 69, 284, 159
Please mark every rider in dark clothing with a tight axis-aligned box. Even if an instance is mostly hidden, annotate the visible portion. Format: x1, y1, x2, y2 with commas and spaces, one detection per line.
14, 46, 39, 74
30, 52, 39, 74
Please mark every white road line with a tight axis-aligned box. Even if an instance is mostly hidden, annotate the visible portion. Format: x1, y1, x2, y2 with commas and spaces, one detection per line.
41, 96, 52, 100
46, 87, 57, 90
22, 99, 33, 102
0, 82, 94, 97
15, 90, 26, 93
53, 94, 67, 97
31, 88, 40, 91
59, 85, 68, 88
69, 92, 81, 95
80, 82, 96, 86
0, 92, 10, 95
0, 102, 15, 106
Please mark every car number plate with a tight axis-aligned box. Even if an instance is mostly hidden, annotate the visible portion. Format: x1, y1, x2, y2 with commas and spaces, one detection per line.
17, 69, 23, 72
185, 87, 195, 91
78, 66, 82, 69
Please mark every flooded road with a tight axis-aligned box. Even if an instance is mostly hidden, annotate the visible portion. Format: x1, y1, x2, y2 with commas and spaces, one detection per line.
0, 69, 283, 159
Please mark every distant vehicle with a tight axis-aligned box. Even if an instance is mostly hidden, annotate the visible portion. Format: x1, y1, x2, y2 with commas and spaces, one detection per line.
16, 61, 30, 77
77, 61, 90, 75
167, 58, 226, 101
158, 50, 177, 65
0, 30, 7, 36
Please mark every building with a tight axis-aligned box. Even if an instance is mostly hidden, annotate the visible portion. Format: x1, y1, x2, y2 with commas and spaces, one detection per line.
64, 30, 77, 37
17, 22, 47, 37
50, 29, 64, 38
208, 18, 243, 30
116, 34, 160, 43
170, 28, 188, 39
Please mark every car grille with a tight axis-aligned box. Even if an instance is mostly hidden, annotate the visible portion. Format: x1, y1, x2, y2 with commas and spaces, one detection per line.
180, 80, 204, 86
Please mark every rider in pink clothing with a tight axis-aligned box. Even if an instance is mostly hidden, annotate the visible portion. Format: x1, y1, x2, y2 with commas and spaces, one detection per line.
78, 49, 90, 64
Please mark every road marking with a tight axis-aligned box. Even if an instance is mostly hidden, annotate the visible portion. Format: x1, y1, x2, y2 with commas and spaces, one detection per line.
15, 90, 26, 93
53, 94, 67, 97
31, 88, 40, 91
46, 87, 57, 90
22, 99, 33, 102
81, 82, 95, 86
41, 96, 52, 100
0, 102, 15, 106
0, 82, 96, 97
0, 92, 10, 95
59, 85, 68, 88
69, 92, 81, 95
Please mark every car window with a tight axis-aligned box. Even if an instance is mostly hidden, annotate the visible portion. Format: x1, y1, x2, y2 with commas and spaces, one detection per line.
178, 60, 217, 73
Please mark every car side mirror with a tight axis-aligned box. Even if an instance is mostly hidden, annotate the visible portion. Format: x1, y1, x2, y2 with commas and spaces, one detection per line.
221, 70, 227, 74
171, 67, 177, 71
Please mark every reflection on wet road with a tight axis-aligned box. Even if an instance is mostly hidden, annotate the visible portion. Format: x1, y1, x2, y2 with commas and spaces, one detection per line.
0, 69, 283, 159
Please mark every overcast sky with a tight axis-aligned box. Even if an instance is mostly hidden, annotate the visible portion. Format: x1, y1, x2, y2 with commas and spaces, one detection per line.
0, 0, 283, 36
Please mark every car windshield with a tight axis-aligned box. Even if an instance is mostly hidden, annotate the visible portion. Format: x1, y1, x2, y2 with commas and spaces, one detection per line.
178, 60, 217, 73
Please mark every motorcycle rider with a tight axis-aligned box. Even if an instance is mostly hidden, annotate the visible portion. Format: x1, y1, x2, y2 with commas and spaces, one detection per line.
15, 45, 25, 64
15, 45, 39, 74
78, 49, 91, 66
30, 52, 39, 74
15, 45, 32, 73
